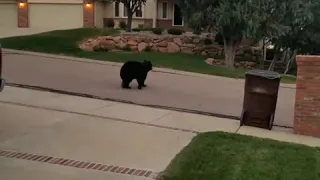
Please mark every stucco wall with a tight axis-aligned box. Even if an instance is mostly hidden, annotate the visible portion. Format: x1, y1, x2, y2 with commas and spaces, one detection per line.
94, 1, 104, 28
0, 1, 17, 28
28, 0, 82, 4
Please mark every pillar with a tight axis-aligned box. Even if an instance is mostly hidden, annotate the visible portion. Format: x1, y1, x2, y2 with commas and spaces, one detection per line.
17, 0, 29, 28
152, 0, 157, 28
294, 55, 320, 137
83, 0, 95, 27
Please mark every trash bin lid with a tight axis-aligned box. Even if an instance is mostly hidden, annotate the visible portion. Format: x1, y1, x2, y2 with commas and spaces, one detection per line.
245, 69, 281, 79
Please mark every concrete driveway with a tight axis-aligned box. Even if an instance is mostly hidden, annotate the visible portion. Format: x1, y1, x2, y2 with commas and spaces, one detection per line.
2, 50, 296, 127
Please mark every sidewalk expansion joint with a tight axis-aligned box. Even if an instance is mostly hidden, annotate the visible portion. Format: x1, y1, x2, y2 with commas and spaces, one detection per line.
0, 100, 200, 135
0, 149, 160, 179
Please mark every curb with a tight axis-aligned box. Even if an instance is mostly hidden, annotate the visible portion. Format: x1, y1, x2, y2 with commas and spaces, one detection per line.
3, 48, 296, 89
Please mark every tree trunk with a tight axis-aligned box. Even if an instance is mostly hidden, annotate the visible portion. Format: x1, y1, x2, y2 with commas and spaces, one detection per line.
268, 54, 278, 71
223, 39, 237, 69
126, 12, 133, 32
284, 50, 297, 74
260, 38, 266, 69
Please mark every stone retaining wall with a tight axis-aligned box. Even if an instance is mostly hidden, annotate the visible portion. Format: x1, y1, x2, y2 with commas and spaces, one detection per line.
79, 34, 261, 61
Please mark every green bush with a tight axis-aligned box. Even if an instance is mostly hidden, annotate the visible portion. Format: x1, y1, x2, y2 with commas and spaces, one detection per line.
119, 20, 127, 29
132, 28, 141, 32
151, 28, 163, 35
214, 33, 224, 45
138, 24, 144, 29
167, 28, 185, 35
105, 19, 115, 28
140, 27, 151, 31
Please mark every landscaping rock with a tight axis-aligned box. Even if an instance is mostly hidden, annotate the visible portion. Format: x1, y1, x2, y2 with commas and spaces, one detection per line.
201, 51, 208, 56
100, 40, 116, 49
138, 42, 148, 52
127, 40, 138, 46
180, 44, 195, 54
167, 42, 180, 53
79, 34, 262, 65
117, 41, 127, 49
158, 47, 168, 53
205, 58, 216, 65
113, 36, 121, 43
173, 38, 182, 46
157, 40, 168, 47
130, 45, 138, 51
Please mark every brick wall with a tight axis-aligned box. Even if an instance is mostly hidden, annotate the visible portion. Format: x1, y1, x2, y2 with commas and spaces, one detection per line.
17, 0, 29, 28
83, 0, 95, 27
294, 55, 320, 137
144, 19, 153, 28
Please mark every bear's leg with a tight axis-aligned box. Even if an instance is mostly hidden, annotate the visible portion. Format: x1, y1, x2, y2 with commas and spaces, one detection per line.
137, 78, 145, 90
141, 74, 147, 87
122, 79, 132, 89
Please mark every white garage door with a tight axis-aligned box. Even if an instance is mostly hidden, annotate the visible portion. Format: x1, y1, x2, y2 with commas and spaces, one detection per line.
0, 3, 17, 28
29, 3, 83, 30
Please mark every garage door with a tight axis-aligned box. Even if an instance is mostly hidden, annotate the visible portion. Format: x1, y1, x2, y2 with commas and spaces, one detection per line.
29, 3, 83, 30
0, 3, 17, 28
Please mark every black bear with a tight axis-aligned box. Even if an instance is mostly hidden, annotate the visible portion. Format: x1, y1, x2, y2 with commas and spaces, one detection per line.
120, 60, 153, 89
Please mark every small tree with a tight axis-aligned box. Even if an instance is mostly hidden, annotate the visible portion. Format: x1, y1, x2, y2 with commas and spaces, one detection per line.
113, 0, 147, 32
178, 0, 272, 68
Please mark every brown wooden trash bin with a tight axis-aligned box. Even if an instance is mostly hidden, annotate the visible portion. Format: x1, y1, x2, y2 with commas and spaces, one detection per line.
240, 69, 281, 130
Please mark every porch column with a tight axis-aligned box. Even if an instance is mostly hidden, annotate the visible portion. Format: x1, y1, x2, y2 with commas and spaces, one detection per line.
152, 0, 157, 28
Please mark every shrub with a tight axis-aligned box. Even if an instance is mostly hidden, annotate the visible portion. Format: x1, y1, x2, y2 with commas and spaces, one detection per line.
140, 27, 153, 31
138, 24, 144, 29
193, 29, 201, 35
214, 33, 224, 45
119, 20, 127, 29
204, 38, 213, 45
167, 28, 185, 35
105, 19, 115, 28
132, 28, 141, 32
151, 28, 163, 35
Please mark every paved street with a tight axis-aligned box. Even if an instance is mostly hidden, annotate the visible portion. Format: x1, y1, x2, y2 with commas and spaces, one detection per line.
2, 50, 296, 127
0, 86, 318, 180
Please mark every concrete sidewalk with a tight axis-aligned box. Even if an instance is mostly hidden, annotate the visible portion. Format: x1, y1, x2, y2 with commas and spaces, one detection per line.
2, 49, 296, 127
0, 86, 317, 180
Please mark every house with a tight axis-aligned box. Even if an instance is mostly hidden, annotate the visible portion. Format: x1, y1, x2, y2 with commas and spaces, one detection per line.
0, 0, 187, 31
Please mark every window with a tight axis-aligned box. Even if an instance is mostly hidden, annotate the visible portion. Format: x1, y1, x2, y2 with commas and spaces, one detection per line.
116, 2, 144, 18
114, 2, 119, 17
162, 2, 168, 19
135, 4, 143, 17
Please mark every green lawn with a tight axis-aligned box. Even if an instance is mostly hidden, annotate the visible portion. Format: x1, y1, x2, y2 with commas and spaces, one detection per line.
160, 132, 320, 180
0, 28, 296, 83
